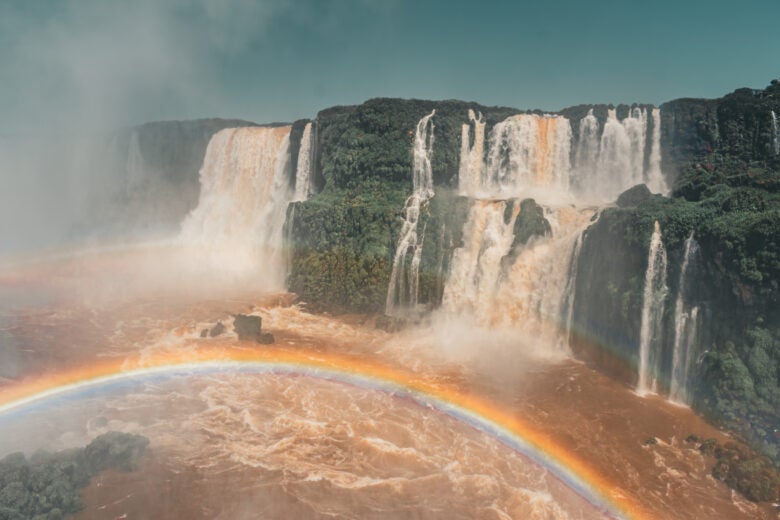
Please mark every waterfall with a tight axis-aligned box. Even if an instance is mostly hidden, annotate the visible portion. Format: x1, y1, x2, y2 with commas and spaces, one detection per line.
496, 207, 594, 349
461, 107, 667, 204
441, 201, 594, 350
646, 108, 666, 193
447, 106, 673, 360
572, 109, 600, 194
596, 108, 645, 200
386, 110, 436, 315
459, 109, 485, 197
669, 232, 700, 404
285, 203, 296, 276
560, 233, 581, 346
637, 221, 669, 395
772, 110, 779, 156
441, 200, 518, 318
179, 126, 293, 288
292, 122, 313, 202
484, 114, 572, 200
125, 130, 145, 190
571, 107, 669, 201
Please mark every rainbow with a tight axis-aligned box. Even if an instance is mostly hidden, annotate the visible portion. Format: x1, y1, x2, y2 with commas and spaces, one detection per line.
0, 347, 652, 520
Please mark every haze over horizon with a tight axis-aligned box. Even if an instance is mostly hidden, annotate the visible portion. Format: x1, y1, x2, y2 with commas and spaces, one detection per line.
1, 0, 778, 135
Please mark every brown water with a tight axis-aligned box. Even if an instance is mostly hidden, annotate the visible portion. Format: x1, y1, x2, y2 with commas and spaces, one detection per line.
0, 248, 775, 520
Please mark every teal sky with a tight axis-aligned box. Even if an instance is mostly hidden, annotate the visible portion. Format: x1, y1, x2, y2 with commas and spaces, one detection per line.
1, 0, 779, 132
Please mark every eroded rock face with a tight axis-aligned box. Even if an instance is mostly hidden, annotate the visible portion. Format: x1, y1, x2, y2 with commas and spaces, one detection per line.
499, 198, 552, 273
616, 184, 652, 207
572, 178, 780, 467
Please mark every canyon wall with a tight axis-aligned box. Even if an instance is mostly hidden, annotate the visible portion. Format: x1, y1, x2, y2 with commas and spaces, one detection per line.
572, 80, 779, 463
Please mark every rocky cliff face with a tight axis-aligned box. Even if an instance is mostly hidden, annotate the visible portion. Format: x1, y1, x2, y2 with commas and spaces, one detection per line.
572, 80, 779, 464
662, 83, 780, 166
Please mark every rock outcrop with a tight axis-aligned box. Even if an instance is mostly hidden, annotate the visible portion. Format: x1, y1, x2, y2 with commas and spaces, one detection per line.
233, 314, 274, 344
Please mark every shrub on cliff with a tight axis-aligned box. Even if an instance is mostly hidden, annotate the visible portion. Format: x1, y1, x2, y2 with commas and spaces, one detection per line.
695, 437, 780, 502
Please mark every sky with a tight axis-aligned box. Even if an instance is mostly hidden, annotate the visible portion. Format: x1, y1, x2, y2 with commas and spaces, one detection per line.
0, 0, 778, 134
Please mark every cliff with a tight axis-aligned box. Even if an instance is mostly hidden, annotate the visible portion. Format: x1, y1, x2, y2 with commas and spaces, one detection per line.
287, 98, 521, 313
283, 81, 779, 465
89, 118, 259, 238
572, 79, 780, 464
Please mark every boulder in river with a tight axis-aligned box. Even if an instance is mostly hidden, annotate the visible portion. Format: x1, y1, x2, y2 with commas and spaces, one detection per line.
209, 321, 226, 337
258, 332, 275, 344
233, 314, 263, 342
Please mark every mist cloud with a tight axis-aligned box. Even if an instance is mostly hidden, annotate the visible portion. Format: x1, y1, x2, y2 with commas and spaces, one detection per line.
0, 0, 396, 254
0, 0, 291, 253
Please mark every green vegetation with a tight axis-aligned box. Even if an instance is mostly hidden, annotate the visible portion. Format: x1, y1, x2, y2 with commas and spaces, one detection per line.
573, 79, 780, 469
287, 183, 406, 312
286, 83, 780, 478
574, 167, 779, 466
0, 432, 148, 520
688, 436, 780, 502
287, 98, 519, 313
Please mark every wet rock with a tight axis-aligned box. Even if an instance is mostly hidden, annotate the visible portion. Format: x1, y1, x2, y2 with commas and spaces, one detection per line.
616, 184, 652, 207
500, 198, 552, 273
258, 332, 275, 344
200, 328, 208, 338
209, 321, 226, 337
233, 314, 263, 342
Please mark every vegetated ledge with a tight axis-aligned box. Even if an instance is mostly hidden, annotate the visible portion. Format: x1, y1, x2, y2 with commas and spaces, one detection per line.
685, 434, 780, 503
0, 432, 149, 520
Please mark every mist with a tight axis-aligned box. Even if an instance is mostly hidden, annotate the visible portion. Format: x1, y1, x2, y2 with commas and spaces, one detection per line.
0, 0, 290, 255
